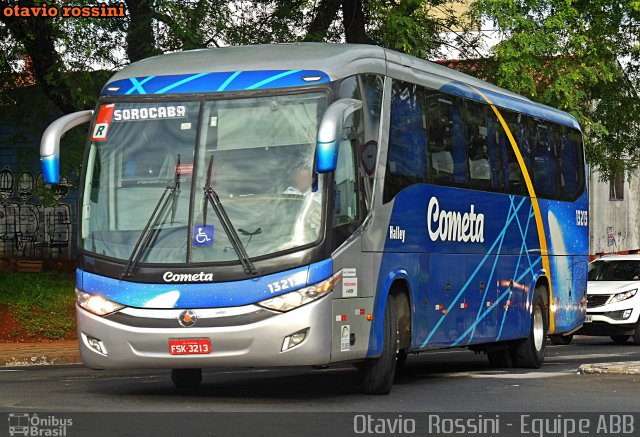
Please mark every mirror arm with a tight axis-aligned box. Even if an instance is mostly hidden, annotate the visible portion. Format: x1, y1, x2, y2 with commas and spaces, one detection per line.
40, 110, 93, 184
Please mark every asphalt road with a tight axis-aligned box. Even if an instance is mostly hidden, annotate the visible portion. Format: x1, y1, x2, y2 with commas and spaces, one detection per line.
1, 336, 639, 413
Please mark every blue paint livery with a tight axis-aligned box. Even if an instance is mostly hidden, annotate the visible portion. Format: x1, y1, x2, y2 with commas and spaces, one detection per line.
77, 258, 333, 309
367, 184, 588, 357
315, 141, 339, 173
102, 70, 330, 96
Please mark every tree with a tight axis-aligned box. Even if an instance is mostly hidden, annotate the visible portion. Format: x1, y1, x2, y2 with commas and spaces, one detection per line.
469, 0, 640, 178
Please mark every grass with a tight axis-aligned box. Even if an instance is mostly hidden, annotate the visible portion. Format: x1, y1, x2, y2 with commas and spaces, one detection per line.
0, 271, 76, 340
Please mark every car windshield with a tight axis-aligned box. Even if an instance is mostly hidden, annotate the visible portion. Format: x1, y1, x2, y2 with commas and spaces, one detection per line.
588, 260, 640, 281
82, 92, 327, 264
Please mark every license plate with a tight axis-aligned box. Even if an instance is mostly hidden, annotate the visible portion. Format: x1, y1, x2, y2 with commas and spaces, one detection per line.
585, 315, 593, 323
169, 338, 211, 355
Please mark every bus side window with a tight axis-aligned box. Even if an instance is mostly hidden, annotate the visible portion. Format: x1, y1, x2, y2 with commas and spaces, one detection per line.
383, 80, 427, 203
463, 100, 502, 192
529, 119, 560, 199
333, 134, 359, 247
559, 126, 585, 201
425, 93, 467, 187
334, 103, 359, 229
499, 110, 528, 196
358, 74, 383, 212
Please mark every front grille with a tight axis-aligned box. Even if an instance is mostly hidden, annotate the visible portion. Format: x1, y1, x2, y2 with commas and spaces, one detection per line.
587, 294, 611, 308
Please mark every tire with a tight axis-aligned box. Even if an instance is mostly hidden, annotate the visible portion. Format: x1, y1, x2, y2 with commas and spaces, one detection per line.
487, 348, 513, 368
550, 334, 573, 345
171, 368, 202, 390
512, 286, 548, 368
632, 322, 640, 345
610, 335, 630, 345
362, 296, 398, 395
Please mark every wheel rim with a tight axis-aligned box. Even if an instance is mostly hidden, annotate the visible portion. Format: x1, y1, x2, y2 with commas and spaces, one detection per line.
533, 306, 544, 351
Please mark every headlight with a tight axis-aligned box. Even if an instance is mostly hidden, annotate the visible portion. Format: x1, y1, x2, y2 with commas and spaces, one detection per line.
609, 289, 637, 304
76, 290, 125, 316
258, 274, 339, 312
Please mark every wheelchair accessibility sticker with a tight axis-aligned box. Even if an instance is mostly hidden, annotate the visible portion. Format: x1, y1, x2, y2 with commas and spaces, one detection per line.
193, 225, 214, 247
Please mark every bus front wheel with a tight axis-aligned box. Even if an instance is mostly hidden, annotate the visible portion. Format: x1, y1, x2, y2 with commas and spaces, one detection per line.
171, 368, 202, 390
362, 296, 398, 395
512, 286, 548, 368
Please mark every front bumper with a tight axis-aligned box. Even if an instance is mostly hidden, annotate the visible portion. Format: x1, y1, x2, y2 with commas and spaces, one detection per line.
77, 295, 332, 369
577, 304, 638, 337
577, 321, 636, 337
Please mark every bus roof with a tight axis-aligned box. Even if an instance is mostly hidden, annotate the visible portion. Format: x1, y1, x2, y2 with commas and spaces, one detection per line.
104, 43, 580, 130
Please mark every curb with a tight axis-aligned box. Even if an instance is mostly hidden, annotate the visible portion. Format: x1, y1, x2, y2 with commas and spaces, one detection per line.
579, 362, 640, 375
0, 342, 81, 367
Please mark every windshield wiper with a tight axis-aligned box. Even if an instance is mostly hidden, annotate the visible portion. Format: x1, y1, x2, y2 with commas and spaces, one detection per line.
202, 155, 257, 276
122, 155, 181, 278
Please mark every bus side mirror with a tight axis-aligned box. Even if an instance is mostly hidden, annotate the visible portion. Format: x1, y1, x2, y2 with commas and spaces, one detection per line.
40, 110, 93, 183
315, 98, 362, 173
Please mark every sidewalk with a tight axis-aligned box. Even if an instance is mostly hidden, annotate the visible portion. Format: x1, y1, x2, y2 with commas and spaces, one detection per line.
579, 361, 640, 375
0, 340, 80, 366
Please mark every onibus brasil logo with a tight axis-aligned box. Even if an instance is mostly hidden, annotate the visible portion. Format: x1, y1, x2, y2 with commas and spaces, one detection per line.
8, 413, 72, 436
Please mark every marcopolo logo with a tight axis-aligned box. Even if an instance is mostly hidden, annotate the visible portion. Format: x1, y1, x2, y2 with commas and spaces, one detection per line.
427, 197, 485, 243
8, 413, 72, 437
163, 271, 213, 282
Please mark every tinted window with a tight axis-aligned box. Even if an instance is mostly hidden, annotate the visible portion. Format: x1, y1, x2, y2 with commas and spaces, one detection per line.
500, 110, 528, 196
383, 81, 584, 202
384, 81, 427, 202
528, 119, 560, 199
588, 261, 640, 281
425, 92, 467, 187
463, 100, 503, 192
559, 127, 585, 201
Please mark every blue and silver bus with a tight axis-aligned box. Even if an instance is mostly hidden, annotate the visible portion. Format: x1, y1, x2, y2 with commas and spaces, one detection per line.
40, 43, 588, 394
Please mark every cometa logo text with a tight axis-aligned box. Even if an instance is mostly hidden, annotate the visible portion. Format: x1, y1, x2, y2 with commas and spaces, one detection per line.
163, 271, 213, 282
427, 197, 485, 243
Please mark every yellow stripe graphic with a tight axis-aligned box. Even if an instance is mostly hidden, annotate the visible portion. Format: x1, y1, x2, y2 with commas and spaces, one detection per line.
465, 84, 556, 334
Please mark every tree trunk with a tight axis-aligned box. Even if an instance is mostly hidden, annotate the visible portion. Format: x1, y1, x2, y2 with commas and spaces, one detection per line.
124, 0, 160, 62
304, 0, 342, 41
342, 0, 371, 44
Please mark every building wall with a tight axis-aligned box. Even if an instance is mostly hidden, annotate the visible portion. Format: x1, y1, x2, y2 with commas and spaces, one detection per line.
589, 168, 640, 257
0, 114, 79, 261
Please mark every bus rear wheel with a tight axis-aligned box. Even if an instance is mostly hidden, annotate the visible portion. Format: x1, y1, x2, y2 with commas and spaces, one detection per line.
512, 286, 548, 368
171, 368, 202, 390
362, 296, 397, 395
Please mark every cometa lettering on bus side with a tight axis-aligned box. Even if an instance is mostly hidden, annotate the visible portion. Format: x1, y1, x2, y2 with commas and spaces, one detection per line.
163, 271, 213, 282
427, 197, 485, 243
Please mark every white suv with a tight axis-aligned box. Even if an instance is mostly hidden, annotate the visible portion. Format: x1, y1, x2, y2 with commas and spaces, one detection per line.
577, 255, 640, 344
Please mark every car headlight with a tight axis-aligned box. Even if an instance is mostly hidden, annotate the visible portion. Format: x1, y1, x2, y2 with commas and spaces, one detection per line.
76, 290, 125, 316
609, 289, 637, 304
258, 274, 339, 312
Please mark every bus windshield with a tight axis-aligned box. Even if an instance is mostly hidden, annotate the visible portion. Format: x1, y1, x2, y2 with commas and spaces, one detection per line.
82, 92, 327, 265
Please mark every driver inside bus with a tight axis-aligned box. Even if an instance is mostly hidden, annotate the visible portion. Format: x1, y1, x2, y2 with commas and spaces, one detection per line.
283, 167, 320, 204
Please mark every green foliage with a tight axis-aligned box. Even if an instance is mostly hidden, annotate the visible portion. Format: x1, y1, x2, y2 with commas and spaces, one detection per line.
471, 0, 640, 178
0, 272, 76, 340
0, 0, 637, 177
